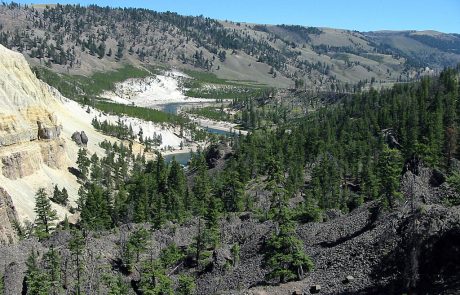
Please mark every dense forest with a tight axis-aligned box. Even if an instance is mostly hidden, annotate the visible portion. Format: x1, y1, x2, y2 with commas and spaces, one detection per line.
10, 66, 460, 294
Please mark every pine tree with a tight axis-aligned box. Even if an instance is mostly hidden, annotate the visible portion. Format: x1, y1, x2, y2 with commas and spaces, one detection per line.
34, 188, 58, 240
90, 153, 103, 183
128, 228, 150, 264
192, 158, 211, 216
43, 246, 62, 295
80, 183, 112, 230
52, 185, 61, 204
69, 229, 85, 295
265, 205, 314, 283
76, 148, 90, 179
222, 170, 244, 212
25, 249, 51, 295
113, 186, 128, 225
51, 185, 68, 206
177, 275, 196, 295
204, 195, 220, 249
103, 274, 129, 295
377, 145, 403, 208
61, 188, 69, 206
139, 260, 173, 295
167, 158, 186, 220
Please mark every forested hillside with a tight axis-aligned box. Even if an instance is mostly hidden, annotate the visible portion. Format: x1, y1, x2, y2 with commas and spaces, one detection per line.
1, 2, 460, 90
2, 65, 459, 294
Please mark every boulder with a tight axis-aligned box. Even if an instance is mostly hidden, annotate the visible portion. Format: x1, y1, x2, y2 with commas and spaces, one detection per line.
324, 209, 343, 221
80, 131, 88, 145
37, 121, 61, 140
310, 285, 321, 294
212, 246, 233, 269
205, 144, 222, 168
71, 131, 83, 146
344, 275, 355, 283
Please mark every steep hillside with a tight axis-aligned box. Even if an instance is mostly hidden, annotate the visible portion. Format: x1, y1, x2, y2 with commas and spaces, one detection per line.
0, 44, 119, 239
0, 3, 459, 92
366, 30, 460, 68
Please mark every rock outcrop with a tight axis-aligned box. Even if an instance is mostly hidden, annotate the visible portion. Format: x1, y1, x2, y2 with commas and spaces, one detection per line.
0, 139, 66, 180
71, 131, 88, 146
0, 44, 117, 226
37, 120, 62, 140
0, 188, 18, 244
0, 44, 61, 148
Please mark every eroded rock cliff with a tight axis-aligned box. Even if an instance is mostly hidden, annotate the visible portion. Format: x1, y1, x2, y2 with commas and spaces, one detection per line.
0, 44, 116, 241
0, 44, 72, 237
0, 45, 62, 147
0, 188, 18, 245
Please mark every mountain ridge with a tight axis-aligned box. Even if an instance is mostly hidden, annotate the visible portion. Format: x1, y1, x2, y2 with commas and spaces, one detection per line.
1, 2, 459, 91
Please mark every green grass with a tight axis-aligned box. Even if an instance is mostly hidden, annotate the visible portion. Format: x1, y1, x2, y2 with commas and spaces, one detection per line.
75, 65, 151, 96
33, 64, 154, 101
182, 69, 270, 99
187, 106, 231, 121
95, 101, 188, 125
186, 87, 270, 100
362, 53, 384, 64
183, 69, 266, 87
183, 69, 231, 85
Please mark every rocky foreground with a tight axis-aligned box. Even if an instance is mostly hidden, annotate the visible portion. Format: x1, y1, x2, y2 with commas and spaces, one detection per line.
0, 163, 459, 295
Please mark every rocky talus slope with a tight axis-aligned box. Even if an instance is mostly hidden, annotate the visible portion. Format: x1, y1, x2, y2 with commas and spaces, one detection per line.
0, 164, 458, 294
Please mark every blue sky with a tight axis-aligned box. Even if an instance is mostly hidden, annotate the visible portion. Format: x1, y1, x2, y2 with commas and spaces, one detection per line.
14, 0, 460, 33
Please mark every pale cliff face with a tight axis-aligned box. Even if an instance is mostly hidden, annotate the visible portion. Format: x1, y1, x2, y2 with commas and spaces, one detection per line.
0, 45, 115, 240
0, 44, 61, 147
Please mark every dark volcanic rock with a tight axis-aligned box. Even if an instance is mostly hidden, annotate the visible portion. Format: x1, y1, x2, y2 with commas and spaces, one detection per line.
0, 164, 459, 295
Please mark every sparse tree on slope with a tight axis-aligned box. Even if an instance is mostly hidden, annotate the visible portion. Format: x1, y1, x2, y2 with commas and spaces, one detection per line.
265, 204, 314, 283
34, 188, 58, 240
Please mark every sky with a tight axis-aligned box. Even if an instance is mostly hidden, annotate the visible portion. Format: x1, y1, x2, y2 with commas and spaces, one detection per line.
14, 0, 460, 33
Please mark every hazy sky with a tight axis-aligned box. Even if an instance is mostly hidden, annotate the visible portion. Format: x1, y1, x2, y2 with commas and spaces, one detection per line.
14, 0, 460, 33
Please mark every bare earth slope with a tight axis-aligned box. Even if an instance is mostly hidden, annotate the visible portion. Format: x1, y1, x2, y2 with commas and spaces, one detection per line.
0, 44, 117, 238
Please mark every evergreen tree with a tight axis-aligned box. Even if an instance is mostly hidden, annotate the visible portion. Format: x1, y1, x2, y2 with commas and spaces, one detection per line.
128, 228, 150, 264
51, 185, 68, 206
166, 158, 186, 220
69, 229, 85, 295
43, 246, 62, 295
139, 260, 173, 295
34, 188, 58, 240
90, 153, 103, 183
377, 145, 403, 208
25, 249, 51, 295
61, 188, 69, 206
113, 185, 128, 225
177, 275, 196, 295
265, 205, 314, 283
76, 148, 90, 179
204, 195, 220, 249
103, 274, 129, 295
222, 170, 244, 212
80, 183, 112, 230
